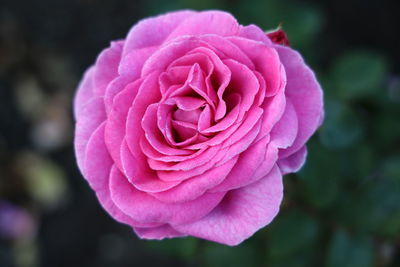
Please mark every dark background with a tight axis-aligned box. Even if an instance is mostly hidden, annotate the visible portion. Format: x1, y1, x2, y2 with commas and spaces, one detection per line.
1, 0, 400, 266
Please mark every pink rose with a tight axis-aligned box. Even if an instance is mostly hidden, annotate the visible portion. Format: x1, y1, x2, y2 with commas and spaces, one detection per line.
74, 10, 323, 246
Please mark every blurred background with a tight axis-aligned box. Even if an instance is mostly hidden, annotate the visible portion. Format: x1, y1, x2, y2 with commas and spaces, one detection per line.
1, 0, 399, 266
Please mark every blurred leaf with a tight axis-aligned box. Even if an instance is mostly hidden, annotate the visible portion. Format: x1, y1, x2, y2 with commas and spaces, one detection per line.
319, 99, 364, 149
178, 0, 224, 10
147, 237, 199, 260
298, 140, 340, 209
374, 106, 400, 149
203, 242, 259, 267
331, 51, 387, 100
326, 230, 374, 267
334, 170, 400, 235
21, 153, 68, 210
382, 156, 400, 182
267, 210, 320, 260
283, 6, 323, 48
233, 0, 322, 48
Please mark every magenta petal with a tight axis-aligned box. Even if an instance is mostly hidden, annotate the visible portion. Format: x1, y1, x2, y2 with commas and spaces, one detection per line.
202, 93, 241, 133
123, 10, 196, 54
174, 165, 283, 246
210, 135, 277, 192
270, 99, 298, 149
134, 225, 186, 240
276, 46, 324, 158
278, 145, 308, 175
198, 105, 213, 132
142, 36, 213, 77
150, 157, 238, 203
84, 124, 159, 228
238, 24, 273, 45
120, 139, 180, 193
257, 90, 286, 141
118, 46, 157, 78
83, 123, 110, 190
109, 166, 225, 225
104, 75, 136, 114
199, 35, 254, 69
166, 10, 239, 41
74, 66, 95, 118
93, 41, 123, 97
148, 145, 219, 172
228, 37, 283, 97
75, 97, 106, 174
221, 107, 263, 148
141, 104, 191, 156
222, 59, 260, 117
105, 79, 142, 170
156, 148, 227, 181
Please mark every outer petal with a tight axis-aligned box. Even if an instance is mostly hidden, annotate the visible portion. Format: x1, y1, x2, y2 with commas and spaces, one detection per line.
74, 97, 106, 174
93, 41, 124, 97
210, 136, 277, 192
150, 156, 238, 203
109, 166, 226, 225
269, 100, 298, 149
133, 225, 186, 240
173, 165, 283, 246
84, 124, 160, 228
238, 24, 273, 45
228, 37, 283, 97
275, 46, 324, 158
278, 145, 307, 175
123, 10, 196, 54
73, 66, 95, 118
166, 10, 239, 41
105, 79, 142, 170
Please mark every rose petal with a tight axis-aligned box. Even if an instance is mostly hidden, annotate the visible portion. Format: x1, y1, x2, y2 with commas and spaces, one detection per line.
275, 46, 324, 158
278, 145, 307, 174
173, 165, 283, 246
119, 46, 157, 78
238, 24, 273, 45
75, 97, 106, 174
105, 79, 142, 170
123, 10, 196, 54
84, 124, 159, 228
228, 37, 283, 97
166, 11, 239, 41
150, 156, 238, 203
109, 166, 226, 225
134, 224, 186, 240
210, 135, 277, 192
93, 41, 123, 96
270, 99, 298, 149
222, 59, 260, 118
120, 138, 180, 192
73, 66, 95, 118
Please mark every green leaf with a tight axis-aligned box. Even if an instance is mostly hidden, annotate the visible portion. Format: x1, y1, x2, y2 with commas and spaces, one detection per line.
297, 140, 340, 208
203, 242, 259, 267
331, 51, 387, 100
326, 230, 374, 267
146, 237, 199, 260
267, 210, 320, 260
318, 99, 364, 149
334, 171, 400, 235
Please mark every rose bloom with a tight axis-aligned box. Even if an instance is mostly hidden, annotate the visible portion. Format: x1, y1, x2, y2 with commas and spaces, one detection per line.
74, 10, 323, 246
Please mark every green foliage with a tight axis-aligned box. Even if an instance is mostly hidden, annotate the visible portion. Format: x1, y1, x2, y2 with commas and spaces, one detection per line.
266, 210, 320, 260
203, 242, 259, 267
331, 51, 388, 100
326, 230, 374, 267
